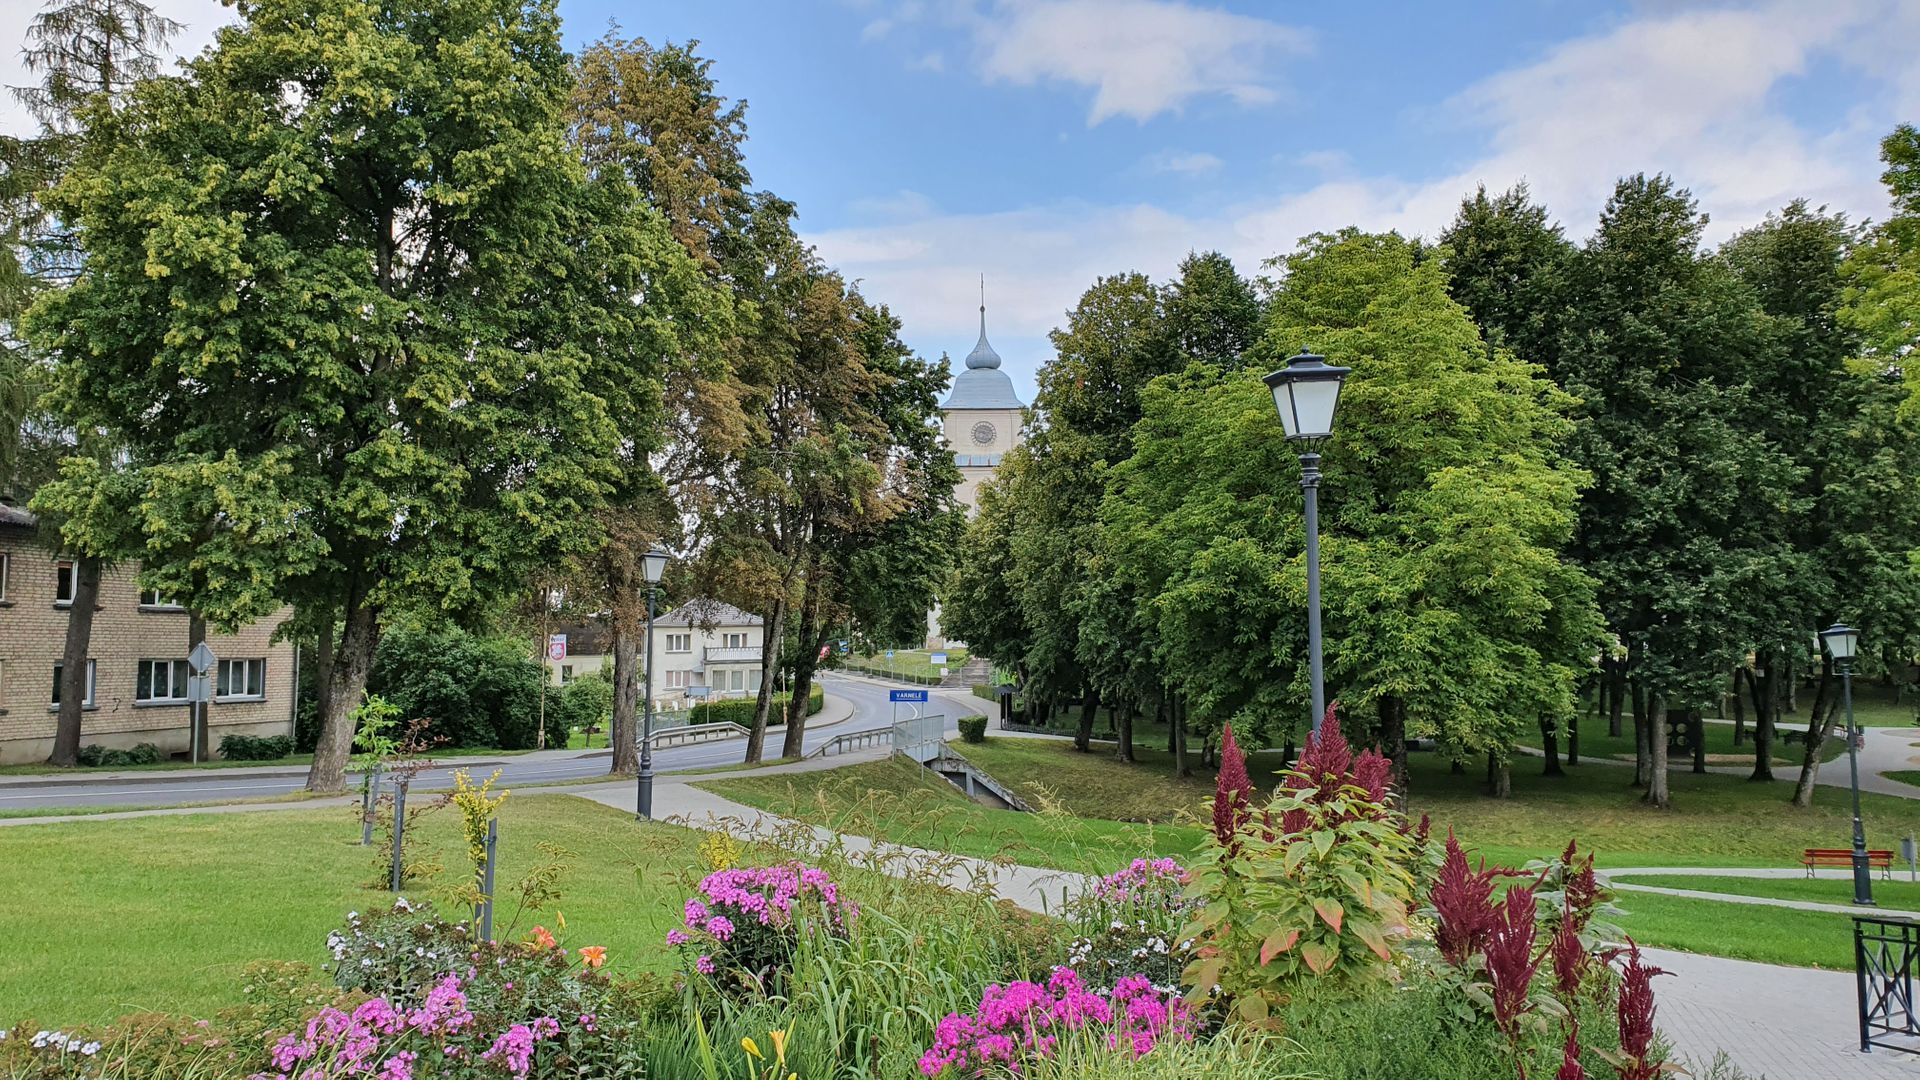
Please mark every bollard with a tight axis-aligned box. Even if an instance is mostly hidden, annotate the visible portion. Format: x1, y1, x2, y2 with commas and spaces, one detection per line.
389, 780, 408, 893
477, 817, 498, 941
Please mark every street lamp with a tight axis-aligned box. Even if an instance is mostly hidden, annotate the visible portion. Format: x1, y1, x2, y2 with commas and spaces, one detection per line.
636, 545, 672, 821
1264, 349, 1351, 736
1820, 622, 1871, 905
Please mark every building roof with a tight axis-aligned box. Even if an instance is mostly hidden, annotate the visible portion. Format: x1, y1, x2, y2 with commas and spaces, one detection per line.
658, 599, 762, 629
0, 503, 36, 529
943, 303, 1025, 411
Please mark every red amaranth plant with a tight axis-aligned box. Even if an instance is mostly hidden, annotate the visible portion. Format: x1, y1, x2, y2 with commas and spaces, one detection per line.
1601, 939, 1672, 1080
1554, 1026, 1588, 1080
1429, 831, 1501, 969
1484, 875, 1545, 1076
1549, 912, 1588, 1001
1561, 843, 1600, 936
1276, 703, 1395, 834
1212, 723, 1253, 852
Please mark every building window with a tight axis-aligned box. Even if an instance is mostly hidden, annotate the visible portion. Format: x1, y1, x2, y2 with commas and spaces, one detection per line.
55, 560, 76, 606
139, 589, 182, 609
135, 658, 192, 703
749, 668, 762, 692
728, 669, 745, 691
723, 632, 747, 649
216, 658, 266, 700
50, 659, 96, 708
560, 664, 574, 684
666, 633, 691, 653
0, 551, 10, 601
665, 669, 688, 689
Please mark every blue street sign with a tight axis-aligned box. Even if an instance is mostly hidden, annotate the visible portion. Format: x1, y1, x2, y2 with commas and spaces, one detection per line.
889, 689, 928, 703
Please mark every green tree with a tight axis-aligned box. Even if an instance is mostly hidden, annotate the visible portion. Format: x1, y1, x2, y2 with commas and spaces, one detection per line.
30, 0, 680, 791
1107, 230, 1601, 796
1161, 250, 1262, 368
1841, 125, 1920, 386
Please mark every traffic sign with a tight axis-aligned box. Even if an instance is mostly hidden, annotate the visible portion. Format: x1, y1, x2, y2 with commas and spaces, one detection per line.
188, 641, 217, 674
686, 685, 712, 698
929, 651, 948, 665
889, 689, 928, 703
186, 675, 211, 703
885, 650, 895, 659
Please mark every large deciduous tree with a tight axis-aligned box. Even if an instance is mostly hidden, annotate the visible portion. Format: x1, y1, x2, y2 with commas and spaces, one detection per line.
31, 0, 683, 791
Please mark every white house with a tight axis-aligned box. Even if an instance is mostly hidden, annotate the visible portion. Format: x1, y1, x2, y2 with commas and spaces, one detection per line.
545, 599, 765, 704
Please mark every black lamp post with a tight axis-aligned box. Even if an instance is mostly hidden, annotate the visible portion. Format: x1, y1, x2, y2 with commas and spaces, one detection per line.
1263, 349, 1351, 736
1820, 622, 1872, 905
636, 545, 671, 821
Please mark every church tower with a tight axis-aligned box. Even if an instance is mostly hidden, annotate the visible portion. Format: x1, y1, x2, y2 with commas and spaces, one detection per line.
941, 289, 1024, 512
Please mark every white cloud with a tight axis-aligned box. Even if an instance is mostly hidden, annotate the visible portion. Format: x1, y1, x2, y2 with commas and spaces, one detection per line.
1143, 150, 1223, 175
864, 0, 1310, 125
0, 0, 232, 138
815, 0, 1920, 395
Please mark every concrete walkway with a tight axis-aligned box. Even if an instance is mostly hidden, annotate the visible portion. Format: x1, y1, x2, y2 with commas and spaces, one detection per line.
1598, 866, 1920, 919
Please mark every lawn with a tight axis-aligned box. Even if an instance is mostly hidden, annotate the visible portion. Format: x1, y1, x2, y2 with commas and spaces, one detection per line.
0, 795, 710, 1022
1622, 872, 1920, 906
842, 647, 969, 681
704, 731, 1920, 968
1514, 718, 1845, 767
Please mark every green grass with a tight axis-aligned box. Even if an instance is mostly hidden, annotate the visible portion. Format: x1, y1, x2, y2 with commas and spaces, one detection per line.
843, 647, 969, 681
1601, 890, 1857, 969
1517, 718, 1844, 767
1887, 770, 1920, 788
1623, 872, 1920, 907
0, 794, 709, 1022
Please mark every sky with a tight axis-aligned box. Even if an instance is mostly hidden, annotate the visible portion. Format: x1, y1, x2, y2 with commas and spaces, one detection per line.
4, 0, 1919, 403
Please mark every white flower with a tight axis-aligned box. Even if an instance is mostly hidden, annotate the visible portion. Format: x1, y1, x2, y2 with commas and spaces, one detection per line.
80, 1042, 100, 1056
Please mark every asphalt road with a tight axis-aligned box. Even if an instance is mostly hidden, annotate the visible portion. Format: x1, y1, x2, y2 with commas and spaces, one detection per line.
0, 674, 985, 812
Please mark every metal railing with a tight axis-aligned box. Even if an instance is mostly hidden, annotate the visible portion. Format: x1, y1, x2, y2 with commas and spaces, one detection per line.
892, 713, 946, 764
806, 725, 893, 759
1857, 915, 1920, 1054
645, 721, 750, 750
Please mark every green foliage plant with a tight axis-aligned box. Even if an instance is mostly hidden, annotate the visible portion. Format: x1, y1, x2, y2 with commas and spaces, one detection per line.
957, 716, 987, 743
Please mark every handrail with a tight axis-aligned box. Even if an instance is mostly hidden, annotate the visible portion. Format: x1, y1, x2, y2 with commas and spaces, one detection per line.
807, 725, 893, 759
645, 721, 750, 750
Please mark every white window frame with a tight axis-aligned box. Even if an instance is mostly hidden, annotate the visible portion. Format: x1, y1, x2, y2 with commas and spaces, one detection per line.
139, 589, 183, 610
216, 657, 266, 701
665, 669, 688, 689
0, 551, 10, 602
665, 633, 691, 653
560, 664, 574, 684
54, 559, 76, 607
136, 658, 192, 704
724, 632, 747, 649
50, 659, 96, 709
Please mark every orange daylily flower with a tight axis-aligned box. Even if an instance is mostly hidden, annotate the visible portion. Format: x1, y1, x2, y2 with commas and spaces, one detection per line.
578, 945, 607, 969
530, 925, 556, 950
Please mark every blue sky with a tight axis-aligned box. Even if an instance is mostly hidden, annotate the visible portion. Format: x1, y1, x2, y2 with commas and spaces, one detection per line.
6, 0, 1918, 401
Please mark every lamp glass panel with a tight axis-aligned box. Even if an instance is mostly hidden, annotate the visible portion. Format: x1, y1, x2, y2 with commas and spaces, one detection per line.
1269, 382, 1301, 439
1291, 376, 1343, 439
641, 549, 670, 584
1821, 625, 1860, 660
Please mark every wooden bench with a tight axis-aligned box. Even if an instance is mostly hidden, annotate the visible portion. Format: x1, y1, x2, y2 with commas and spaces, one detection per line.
1803, 848, 1894, 878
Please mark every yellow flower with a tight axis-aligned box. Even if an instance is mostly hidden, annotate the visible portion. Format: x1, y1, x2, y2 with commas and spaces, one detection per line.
741, 1036, 762, 1060
770, 1028, 789, 1064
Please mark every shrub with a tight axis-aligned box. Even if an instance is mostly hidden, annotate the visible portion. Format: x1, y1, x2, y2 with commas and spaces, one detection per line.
668, 862, 855, 998
957, 716, 987, 743
368, 624, 547, 749
917, 967, 1194, 1076
219, 733, 295, 760
326, 897, 475, 1001
685, 686, 824, 730
74, 742, 163, 767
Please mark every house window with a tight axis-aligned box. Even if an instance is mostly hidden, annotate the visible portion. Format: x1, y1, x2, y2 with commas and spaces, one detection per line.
0, 552, 10, 601
666, 633, 691, 653
139, 589, 182, 609
560, 664, 574, 684
216, 658, 266, 700
135, 658, 192, 703
50, 659, 96, 707
723, 633, 747, 649
55, 560, 76, 606
665, 669, 688, 689
728, 669, 745, 691
749, 668, 762, 692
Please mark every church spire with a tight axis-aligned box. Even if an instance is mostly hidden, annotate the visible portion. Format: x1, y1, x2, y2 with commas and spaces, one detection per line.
967, 274, 1001, 370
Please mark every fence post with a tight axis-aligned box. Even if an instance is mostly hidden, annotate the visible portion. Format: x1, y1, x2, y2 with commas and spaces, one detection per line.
360, 762, 382, 846
477, 817, 498, 941
389, 780, 408, 893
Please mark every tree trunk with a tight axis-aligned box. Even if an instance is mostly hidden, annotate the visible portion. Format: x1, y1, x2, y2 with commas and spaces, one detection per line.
1631, 678, 1649, 788
1540, 717, 1564, 777
309, 618, 336, 754
1074, 683, 1099, 753
609, 604, 639, 775
1749, 652, 1776, 783
1163, 694, 1176, 754
1791, 656, 1843, 808
1380, 695, 1409, 797
1172, 697, 1190, 778
306, 598, 379, 793
1731, 666, 1746, 745
1644, 691, 1671, 808
48, 556, 103, 767
1608, 661, 1625, 738
1689, 708, 1706, 774
1803, 661, 1832, 742
782, 554, 828, 760
189, 612, 210, 761
1784, 657, 1797, 714
1485, 752, 1510, 798
1116, 700, 1135, 763
744, 596, 787, 764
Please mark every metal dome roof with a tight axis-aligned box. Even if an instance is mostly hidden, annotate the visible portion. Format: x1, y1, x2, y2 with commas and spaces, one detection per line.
944, 303, 1025, 410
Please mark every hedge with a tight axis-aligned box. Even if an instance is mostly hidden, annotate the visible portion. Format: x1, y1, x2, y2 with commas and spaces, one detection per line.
837, 659, 944, 686
683, 684, 825, 728
219, 734, 296, 760
957, 716, 987, 743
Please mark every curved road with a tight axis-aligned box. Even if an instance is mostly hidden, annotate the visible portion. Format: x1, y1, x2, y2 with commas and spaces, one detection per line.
0, 674, 984, 813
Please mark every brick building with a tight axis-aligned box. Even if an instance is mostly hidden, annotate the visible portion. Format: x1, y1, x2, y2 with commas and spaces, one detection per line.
0, 505, 297, 764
